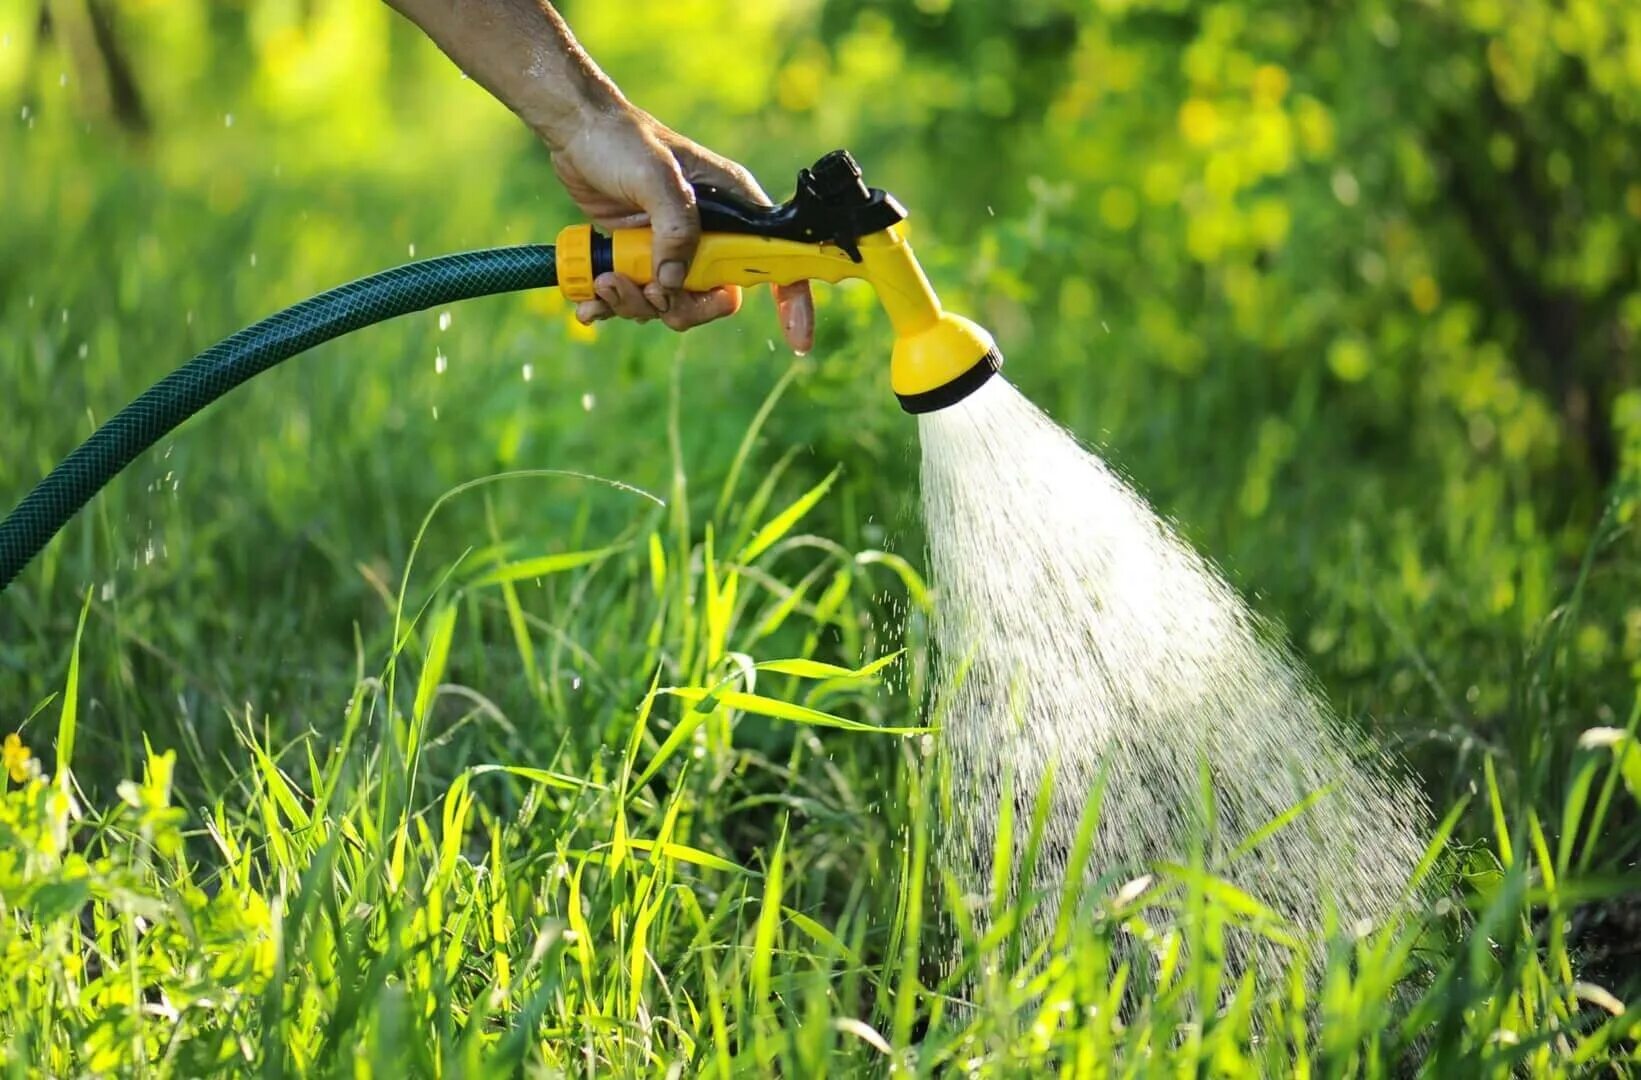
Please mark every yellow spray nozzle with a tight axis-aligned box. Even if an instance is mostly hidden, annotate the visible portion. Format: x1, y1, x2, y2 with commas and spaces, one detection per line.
553, 150, 1000, 414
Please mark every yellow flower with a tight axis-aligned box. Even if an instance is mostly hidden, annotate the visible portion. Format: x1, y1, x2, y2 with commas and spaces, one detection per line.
1410, 274, 1442, 314
3, 733, 33, 783
1251, 63, 1290, 107
1178, 98, 1221, 147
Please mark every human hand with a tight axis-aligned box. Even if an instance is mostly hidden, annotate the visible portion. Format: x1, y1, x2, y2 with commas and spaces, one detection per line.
552, 104, 815, 353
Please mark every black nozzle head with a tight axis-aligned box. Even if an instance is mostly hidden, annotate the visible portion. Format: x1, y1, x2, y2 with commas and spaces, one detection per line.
896, 349, 1004, 415
804, 150, 872, 207
691, 149, 904, 262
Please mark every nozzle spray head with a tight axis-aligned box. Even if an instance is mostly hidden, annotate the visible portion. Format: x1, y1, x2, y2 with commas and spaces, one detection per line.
555, 150, 1001, 413
889, 315, 1002, 414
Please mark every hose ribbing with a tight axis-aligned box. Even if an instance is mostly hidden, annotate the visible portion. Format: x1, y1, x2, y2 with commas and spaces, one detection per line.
0, 244, 558, 593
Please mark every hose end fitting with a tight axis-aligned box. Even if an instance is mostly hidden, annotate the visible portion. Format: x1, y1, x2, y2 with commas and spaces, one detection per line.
889, 311, 1001, 415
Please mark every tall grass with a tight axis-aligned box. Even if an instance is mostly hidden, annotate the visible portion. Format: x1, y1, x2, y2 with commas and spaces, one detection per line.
2, 382, 1637, 1074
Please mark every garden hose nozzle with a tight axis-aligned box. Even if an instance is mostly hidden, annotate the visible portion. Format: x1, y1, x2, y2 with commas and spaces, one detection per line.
556, 150, 1002, 414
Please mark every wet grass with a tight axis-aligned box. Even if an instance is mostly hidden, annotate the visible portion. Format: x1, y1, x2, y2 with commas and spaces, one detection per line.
3, 372, 1640, 1071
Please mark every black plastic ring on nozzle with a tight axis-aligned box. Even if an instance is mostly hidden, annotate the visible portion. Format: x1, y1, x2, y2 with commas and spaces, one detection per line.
895, 349, 1003, 415
591, 232, 614, 277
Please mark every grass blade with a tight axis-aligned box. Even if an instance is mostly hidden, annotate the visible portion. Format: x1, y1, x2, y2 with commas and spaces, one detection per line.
661, 687, 931, 735
739, 466, 840, 564
54, 590, 91, 796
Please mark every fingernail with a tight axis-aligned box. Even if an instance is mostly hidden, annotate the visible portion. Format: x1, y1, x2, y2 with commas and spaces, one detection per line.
658, 261, 687, 289
646, 284, 672, 314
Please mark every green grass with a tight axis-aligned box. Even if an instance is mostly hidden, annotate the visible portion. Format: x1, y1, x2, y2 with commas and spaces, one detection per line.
3, 422, 1639, 1072
4, 3, 1641, 1072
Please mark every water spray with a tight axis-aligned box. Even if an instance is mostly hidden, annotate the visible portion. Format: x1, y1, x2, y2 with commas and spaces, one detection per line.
919, 385, 1428, 976
0, 150, 996, 591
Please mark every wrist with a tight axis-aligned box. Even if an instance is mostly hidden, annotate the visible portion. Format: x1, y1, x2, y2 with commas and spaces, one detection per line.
527, 67, 625, 152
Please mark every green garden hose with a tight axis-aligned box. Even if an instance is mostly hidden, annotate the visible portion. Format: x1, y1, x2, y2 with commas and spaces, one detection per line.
0, 245, 558, 594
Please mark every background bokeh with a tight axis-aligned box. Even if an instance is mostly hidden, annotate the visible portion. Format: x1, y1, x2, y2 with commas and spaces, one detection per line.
2, 0, 1639, 825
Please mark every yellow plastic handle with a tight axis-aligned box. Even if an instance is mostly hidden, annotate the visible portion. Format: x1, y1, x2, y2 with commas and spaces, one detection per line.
554, 223, 865, 300
558, 223, 892, 298
554, 222, 945, 335
618, 228, 866, 293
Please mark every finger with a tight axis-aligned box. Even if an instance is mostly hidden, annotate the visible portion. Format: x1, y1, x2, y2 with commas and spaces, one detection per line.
601, 210, 651, 231
576, 299, 612, 324
642, 280, 674, 315
660, 286, 743, 332
648, 151, 760, 314
773, 281, 815, 354
674, 145, 772, 207
595, 273, 662, 322
552, 154, 652, 231
629, 156, 699, 292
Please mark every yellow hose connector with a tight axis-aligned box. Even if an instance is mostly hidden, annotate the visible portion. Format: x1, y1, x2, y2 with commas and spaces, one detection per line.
553, 224, 596, 300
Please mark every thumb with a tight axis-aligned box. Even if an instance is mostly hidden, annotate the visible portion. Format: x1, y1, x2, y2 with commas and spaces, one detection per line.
632, 158, 699, 291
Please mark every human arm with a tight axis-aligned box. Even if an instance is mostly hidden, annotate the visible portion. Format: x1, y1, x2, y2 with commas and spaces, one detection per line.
382, 0, 814, 348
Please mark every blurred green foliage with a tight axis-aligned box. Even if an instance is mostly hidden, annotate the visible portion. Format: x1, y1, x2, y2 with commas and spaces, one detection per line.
0, 0, 1638, 880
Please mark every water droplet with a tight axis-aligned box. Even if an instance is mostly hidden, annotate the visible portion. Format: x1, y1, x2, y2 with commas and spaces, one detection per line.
521, 363, 534, 382
580, 392, 595, 411
58, 72, 67, 87
77, 342, 88, 359
431, 404, 439, 420
407, 242, 417, 257
19, 105, 29, 121
224, 113, 233, 127
249, 252, 258, 268
986, 205, 995, 216
434, 349, 447, 375
437, 311, 451, 331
